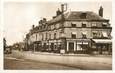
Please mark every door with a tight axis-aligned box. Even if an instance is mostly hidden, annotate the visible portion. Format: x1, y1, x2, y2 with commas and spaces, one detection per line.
51, 43, 54, 52
69, 42, 74, 53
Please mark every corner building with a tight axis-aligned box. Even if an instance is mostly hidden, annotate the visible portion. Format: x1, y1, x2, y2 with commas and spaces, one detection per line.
25, 6, 112, 55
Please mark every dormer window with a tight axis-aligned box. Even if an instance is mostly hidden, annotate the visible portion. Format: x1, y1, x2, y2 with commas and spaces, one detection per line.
80, 13, 87, 19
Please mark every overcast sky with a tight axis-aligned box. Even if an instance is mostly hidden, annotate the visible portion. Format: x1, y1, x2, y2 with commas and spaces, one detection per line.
4, 1, 112, 45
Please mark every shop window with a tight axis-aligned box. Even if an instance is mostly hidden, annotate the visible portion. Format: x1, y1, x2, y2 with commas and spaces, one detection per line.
69, 42, 74, 52
51, 43, 54, 51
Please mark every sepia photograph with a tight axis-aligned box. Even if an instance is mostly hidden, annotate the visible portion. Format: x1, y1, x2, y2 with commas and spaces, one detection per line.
3, 0, 112, 70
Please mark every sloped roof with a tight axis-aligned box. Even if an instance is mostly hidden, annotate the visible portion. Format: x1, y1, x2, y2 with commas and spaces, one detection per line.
47, 11, 108, 24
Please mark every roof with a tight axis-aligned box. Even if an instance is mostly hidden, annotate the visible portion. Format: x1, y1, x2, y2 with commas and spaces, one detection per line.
47, 11, 108, 24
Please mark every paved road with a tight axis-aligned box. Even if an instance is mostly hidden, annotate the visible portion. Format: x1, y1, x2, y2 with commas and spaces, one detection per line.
4, 55, 79, 70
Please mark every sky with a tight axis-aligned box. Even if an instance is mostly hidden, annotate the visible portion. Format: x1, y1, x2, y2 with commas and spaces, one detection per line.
4, 1, 112, 45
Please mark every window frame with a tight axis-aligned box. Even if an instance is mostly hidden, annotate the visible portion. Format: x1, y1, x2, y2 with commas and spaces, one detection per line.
71, 33, 76, 39
71, 22, 76, 27
82, 23, 86, 27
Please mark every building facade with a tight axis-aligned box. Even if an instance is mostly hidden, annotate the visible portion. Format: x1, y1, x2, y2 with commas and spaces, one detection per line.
25, 6, 112, 55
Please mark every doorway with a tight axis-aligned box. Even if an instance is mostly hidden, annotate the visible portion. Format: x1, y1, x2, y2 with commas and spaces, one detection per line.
68, 42, 74, 53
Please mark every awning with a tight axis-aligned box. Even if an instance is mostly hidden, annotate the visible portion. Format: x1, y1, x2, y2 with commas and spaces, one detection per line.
72, 32, 77, 34
92, 39, 112, 44
82, 31, 87, 35
102, 31, 108, 37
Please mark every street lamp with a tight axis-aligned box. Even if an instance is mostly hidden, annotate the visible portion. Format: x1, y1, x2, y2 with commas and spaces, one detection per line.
60, 32, 66, 54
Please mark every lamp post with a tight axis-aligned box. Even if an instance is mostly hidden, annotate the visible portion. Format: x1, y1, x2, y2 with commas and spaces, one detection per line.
60, 32, 66, 54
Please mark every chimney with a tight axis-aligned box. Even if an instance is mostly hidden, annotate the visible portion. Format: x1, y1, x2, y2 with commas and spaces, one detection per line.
56, 8, 62, 16
99, 6, 103, 17
39, 20, 43, 24
32, 25, 35, 29
43, 18, 46, 22
52, 16, 56, 19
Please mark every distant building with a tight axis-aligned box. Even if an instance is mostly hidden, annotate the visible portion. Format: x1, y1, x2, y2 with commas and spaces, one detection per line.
25, 5, 112, 55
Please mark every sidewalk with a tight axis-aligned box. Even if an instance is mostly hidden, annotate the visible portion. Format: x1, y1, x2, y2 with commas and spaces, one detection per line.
21, 50, 112, 57
11, 50, 112, 70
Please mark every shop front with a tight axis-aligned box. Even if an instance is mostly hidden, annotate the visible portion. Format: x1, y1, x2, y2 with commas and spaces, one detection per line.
91, 39, 112, 55
66, 39, 90, 54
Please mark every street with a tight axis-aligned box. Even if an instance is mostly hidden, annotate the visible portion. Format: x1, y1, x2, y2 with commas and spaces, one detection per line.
4, 51, 112, 70
4, 54, 79, 70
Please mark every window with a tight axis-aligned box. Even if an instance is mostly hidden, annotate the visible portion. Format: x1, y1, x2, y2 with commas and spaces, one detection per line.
72, 34, 76, 39
54, 33, 56, 39
92, 31, 98, 38
71, 32, 76, 39
102, 23, 107, 27
102, 31, 108, 38
54, 24, 56, 29
46, 33, 47, 40
92, 31, 101, 39
39, 26, 42, 30
42, 34, 44, 40
92, 23, 97, 27
49, 34, 51, 39
48, 26, 51, 30
82, 34, 87, 39
44, 25, 46, 29
82, 23, 86, 27
82, 31, 87, 39
71, 22, 76, 27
